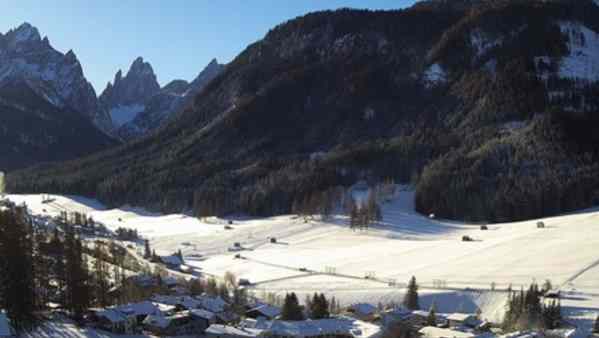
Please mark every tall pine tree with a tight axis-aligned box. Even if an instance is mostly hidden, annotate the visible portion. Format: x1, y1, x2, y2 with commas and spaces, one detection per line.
403, 276, 420, 310
281, 293, 305, 321
0, 207, 37, 330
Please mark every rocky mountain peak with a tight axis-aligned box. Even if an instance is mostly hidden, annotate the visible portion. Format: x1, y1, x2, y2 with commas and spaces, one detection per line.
0, 22, 112, 133
65, 49, 78, 64
115, 57, 225, 140
162, 79, 190, 95
129, 56, 155, 77
99, 57, 161, 128
10, 22, 41, 42
3, 23, 42, 50
189, 58, 225, 92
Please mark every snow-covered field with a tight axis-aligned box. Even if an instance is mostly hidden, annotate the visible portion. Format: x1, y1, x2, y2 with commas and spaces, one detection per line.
7, 188, 599, 332
21, 316, 156, 338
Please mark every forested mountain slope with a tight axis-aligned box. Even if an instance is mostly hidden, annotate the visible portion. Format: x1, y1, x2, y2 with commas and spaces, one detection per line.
0, 81, 117, 171
9, 0, 599, 222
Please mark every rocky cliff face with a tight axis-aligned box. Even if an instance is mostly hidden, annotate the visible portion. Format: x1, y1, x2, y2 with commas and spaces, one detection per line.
112, 58, 225, 140
98, 57, 161, 128
0, 23, 112, 132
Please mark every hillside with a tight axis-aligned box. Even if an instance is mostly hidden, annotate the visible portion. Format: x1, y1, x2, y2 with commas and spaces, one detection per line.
0, 81, 117, 171
8, 0, 599, 222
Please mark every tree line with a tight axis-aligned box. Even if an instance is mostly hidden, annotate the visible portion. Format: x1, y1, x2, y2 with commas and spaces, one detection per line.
503, 282, 562, 331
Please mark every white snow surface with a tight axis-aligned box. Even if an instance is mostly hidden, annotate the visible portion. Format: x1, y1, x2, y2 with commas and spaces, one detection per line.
109, 104, 145, 127
556, 21, 599, 82
8, 189, 599, 332
423, 63, 447, 87
21, 318, 153, 338
470, 29, 503, 57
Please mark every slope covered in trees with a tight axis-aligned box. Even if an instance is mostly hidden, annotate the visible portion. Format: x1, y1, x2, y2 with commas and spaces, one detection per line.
8, 0, 599, 222
0, 81, 117, 171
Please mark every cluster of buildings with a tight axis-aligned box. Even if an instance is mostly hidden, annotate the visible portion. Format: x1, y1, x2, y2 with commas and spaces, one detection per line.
207, 316, 381, 338
85, 291, 381, 338
87, 294, 234, 336
381, 307, 495, 338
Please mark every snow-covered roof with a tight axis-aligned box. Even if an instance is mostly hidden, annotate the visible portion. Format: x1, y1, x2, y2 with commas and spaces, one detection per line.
191, 309, 216, 320
143, 314, 170, 328
199, 295, 227, 313
0, 311, 13, 336
93, 308, 129, 323
151, 295, 204, 310
155, 302, 176, 313
413, 310, 431, 317
151, 295, 179, 305
240, 318, 271, 329
447, 313, 477, 322
500, 331, 541, 338
180, 296, 202, 310
349, 303, 377, 316
206, 324, 262, 337
143, 311, 190, 329
247, 304, 281, 318
419, 326, 477, 338
266, 318, 375, 338
160, 255, 183, 266
114, 301, 161, 316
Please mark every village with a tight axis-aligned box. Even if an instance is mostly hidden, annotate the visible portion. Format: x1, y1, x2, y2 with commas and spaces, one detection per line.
0, 187, 594, 338
0, 267, 542, 338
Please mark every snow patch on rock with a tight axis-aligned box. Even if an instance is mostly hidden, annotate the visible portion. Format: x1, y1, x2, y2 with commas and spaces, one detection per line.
470, 29, 503, 57
110, 104, 145, 127
423, 63, 447, 87
557, 21, 599, 82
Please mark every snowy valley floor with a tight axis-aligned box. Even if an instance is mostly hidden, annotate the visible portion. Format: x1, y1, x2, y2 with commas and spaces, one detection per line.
7, 189, 599, 335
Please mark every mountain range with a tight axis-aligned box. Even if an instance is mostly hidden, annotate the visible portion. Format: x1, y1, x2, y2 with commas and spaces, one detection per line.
100, 57, 224, 140
0, 22, 224, 169
7, 0, 599, 222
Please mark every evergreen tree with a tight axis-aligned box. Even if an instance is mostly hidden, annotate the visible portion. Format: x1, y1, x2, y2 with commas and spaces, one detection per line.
52, 238, 67, 306
92, 242, 111, 307
144, 239, 151, 259
318, 293, 330, 319
329, 296, 338, 314
206, 278, 218, 296
403, 276, 420, 310
33, 228, 51, 311
305, 295, 313, 318
503, 283, 554, 331
218, 282, 230, 302
542, 279, 552, 294
281, 293, 305, 321
0, 207, 37, 330
64, 228, 90, 318
309, 293, 330, 319
366, 192, 382, 225
349, 198, 359, 230
189, 279, 205, 296
426, 302, 437, 326
177, 249, 184, 263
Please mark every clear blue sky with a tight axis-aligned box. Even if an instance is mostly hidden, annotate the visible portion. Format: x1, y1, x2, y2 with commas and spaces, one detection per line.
3, 0, 417, 94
